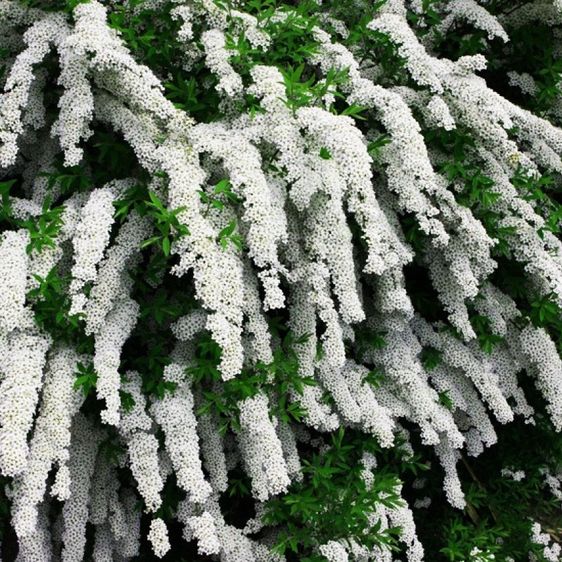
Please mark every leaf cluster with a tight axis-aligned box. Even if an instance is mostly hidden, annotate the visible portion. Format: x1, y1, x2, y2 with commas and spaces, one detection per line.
264, 429, 407, 560
189, 330, 314, 434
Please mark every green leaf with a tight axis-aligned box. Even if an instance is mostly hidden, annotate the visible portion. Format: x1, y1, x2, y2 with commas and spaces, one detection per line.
438, 390, 454, 411
162, 236, 171, 256
214, 179, 232, 195
421, 347, 442, 371
221, 220, 237, 238
340, 104, 367, 120
119, 390, 135, 412
73, 362, 97, 396
367, 134, 391, 159
140, 235, 162, 249
363, 369, 386, 388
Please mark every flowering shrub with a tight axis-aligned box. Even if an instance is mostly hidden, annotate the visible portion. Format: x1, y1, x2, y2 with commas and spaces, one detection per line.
0, 0, 561, 560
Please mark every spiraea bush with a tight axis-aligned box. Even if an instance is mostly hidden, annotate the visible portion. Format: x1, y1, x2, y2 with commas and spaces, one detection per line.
0, 0, 561, 560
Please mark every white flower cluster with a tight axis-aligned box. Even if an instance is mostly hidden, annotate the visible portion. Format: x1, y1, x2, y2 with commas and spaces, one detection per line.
319, 540, 349, 562
149, 368, 212, 504
0, 330, 50, 477
0, 229, 29, 333
94, 296, 139, 426
237, 393, 291, 501
539, 467, 562, 503
0, 11, 68, 167
84, 210, 151, 335
0, 0, 561, 559
148, 517, 170, 559
185, 511, 221, 556
60, 414, 103, 562
201, 29, 243, 99
11, 347, 83, 538
468, 546, 497, 562
530, 521, 562, 562
118, 372, 163, 514
435, 0, 509, 43
501, 467, 526, 482
69, 184, 120, 316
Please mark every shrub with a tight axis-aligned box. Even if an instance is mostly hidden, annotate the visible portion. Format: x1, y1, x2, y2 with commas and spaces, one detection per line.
0, 0, 561, 560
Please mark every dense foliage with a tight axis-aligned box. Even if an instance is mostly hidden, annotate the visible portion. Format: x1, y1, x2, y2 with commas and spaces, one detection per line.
0, 0, 561, 560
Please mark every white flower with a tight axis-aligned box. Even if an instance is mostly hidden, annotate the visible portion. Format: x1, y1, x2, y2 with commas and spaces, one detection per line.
0, 330, 50, 477
237, 394, 290, 500
148, 518, 170, 559
0, 229, 29, 333
150, 376, 212, 504
319, 540, 349, 562
61, 414, 102, 562
94, 297, 139, 426
187, 512, 221, 556
11, 347, 83, 538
